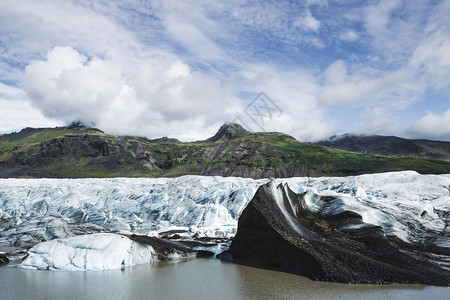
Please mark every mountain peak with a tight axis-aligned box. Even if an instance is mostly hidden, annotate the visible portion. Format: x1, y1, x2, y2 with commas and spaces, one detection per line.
65, 121, 103, 133
205, 123, 251, 143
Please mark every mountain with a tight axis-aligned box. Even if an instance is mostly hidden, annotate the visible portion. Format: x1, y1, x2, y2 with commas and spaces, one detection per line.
1, 123, 450, 179
316, 134, 450, 160
203, 123, 250, 143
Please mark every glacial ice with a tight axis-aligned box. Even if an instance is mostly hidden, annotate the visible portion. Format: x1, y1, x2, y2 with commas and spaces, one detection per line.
1, 171, 449, 256
20, 233, 155, 271
0, 176, 264, 248
283, 171, 450, 247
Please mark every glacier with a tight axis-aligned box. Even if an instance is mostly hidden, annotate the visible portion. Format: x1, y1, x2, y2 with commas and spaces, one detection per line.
0, 176, 264, 250
0, 171, 449, 270
224, 179, 450, 285
20, 233, 156, 271
282, 171, 450, 248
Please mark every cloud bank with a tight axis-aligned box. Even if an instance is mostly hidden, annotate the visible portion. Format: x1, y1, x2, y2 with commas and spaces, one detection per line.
23, 46, 239, 140
409, 109, 450, 141
0, 0, 449, 141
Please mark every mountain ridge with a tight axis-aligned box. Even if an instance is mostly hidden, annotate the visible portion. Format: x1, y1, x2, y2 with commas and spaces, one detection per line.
1, 123, 449, 178
315, 134, 450, 160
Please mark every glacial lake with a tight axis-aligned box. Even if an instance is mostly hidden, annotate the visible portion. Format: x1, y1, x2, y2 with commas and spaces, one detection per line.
1, 259, 449, 300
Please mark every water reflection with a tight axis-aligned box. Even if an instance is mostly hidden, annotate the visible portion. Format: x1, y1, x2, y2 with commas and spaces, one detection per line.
230, 261, 436, 300
0, 259, 448, 300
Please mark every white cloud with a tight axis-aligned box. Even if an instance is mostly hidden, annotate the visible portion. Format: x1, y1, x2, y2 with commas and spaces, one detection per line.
320, 60, 423, 108
409, 29, 450, 90
306, 0, 328, 7
0, 0, 449, 142
340, 30, 359, 42
408, 109, 450, 141
361, 0, 442, 66
25, 47, 126, 122
353, 107, 404, 136
0, 0, 142, 65
364, 0, 401, 37
235, 64, 333, 141
163, 15, 225, 62
294, 10, 321, 32
1, 1, 333, 141
23, 46, 241, 141
0, 83, 60, 133
0, 98, 61, 134
0, 82, 25, 100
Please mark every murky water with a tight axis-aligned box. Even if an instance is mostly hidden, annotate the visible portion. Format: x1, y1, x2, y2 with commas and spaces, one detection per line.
0, 259, 448, 300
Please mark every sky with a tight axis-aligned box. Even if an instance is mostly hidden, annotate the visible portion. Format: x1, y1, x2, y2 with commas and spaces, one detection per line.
0, 0, 449, 142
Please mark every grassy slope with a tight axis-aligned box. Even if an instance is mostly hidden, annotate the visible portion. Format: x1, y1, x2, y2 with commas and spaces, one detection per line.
238, 133, 449, 175
0, 128, 449, 178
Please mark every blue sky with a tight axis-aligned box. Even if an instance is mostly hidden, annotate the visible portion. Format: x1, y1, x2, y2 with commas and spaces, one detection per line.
0, 0, 449, 141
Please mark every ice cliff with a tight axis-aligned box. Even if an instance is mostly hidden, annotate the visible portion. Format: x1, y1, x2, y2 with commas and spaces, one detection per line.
0, 176, 263, 248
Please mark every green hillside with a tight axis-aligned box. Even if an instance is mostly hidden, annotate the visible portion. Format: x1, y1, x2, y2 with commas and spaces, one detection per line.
0, 124, 449, 179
